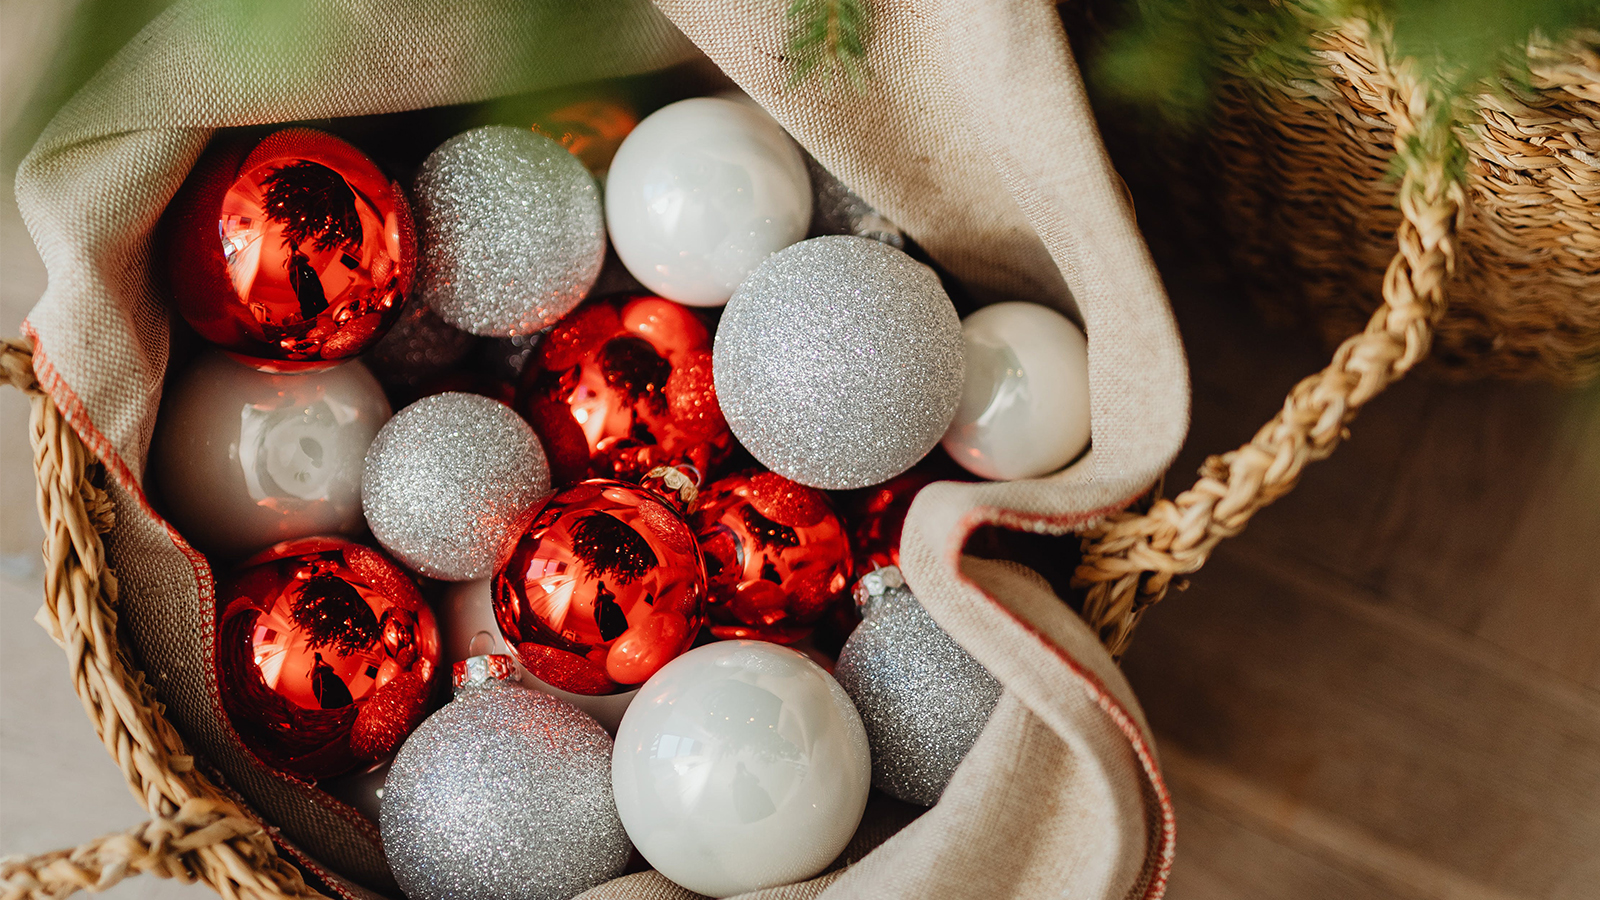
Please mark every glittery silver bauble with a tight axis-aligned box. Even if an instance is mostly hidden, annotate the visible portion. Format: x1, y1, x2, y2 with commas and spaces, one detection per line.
365, 294, 478, 389
714, 236, 963, 490
805, 156, 905, 248
381, 655, 630, 900
834, 566, 1002, 806
363, 393, 550, 580
414, 126, 605, 336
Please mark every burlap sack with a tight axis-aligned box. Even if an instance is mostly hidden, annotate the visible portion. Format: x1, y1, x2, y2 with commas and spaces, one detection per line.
17, 1, 1186, 898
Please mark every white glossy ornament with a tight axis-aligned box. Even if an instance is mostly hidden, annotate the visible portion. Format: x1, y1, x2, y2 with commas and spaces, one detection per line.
438, 580, 637, 733
604, 97, 812, 307
941, 302, 1091, 481
150, 351, 391, 559
612, 641, 871, 898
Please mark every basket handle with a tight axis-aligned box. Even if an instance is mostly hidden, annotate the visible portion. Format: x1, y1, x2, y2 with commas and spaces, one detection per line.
1074, 25, 1467, 658
1, 339, 324, 900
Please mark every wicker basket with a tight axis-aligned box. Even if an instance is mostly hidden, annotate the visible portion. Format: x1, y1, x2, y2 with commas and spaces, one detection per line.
1109, 10, 1600, 384
0, 17, 1464, 900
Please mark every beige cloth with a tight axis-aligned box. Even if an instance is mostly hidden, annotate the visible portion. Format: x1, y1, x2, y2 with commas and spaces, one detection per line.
17, 0, 1186, 898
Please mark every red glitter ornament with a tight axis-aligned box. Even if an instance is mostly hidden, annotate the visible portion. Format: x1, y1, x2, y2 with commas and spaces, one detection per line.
216, 537, 440, 780
493, 480, 707, 695
163, 128, 415, 371
518, 294, 733, 486
691, 470, 854, 644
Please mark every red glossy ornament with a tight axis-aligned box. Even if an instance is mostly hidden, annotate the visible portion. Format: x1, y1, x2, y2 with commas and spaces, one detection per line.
518, 294, 733, 486
163, 128, 415, 371
846, 469, 937, 573
216, 537, 440, 780
493, 479, 707, 695
691, 470, 854, 644
531, 97, 639, 174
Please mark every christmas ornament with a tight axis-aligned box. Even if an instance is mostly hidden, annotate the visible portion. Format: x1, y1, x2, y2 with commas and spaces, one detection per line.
691, 470, 853, 643
714, 235, 964, 489
518, 294, 732, 486
494, 479, 707, 696
439, 581, 637, 732
605, 97, 812, 307
162, 127, 414, 370
381, 654, 630, 900
612, 641, 871, 898
151, 351, 390, 559
531, 96, 638, 174
363, 294, 477, 391
844, 469, 936, 573
833, 566, 1001, 806
216, 537, 440, 780
805, 155, 905, 248
413, 126, 604, 336
362, 393, 550, 581
942, 301, 1091, 480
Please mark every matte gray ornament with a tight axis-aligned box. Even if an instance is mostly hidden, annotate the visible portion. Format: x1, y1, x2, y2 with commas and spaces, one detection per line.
414, 126, 605, 336
713, 236, 964, 490
834, 566, 1002, 806
381, 656, 630, 900
363, 393, 549, 581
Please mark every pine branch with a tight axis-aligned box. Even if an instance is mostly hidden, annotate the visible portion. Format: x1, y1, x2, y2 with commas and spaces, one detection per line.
786, 0, 871, 90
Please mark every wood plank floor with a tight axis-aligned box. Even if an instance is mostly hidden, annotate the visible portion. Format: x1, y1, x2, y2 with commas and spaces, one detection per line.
1123, 264, 1600, 899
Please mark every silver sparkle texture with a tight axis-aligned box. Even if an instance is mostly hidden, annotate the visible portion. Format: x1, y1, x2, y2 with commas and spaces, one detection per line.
362, 392, 550, 580
365, 294, 478, 389
804, 156, 905, 249
713, 236, 963, 490
414, 126, 604, 336
380, 672, 630, 900
833, 570, 1002, 806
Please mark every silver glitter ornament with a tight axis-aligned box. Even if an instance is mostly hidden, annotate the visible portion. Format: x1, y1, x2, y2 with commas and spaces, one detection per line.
713, 235, 963, 490
805, 156, 905, 248
834, 566, 1002, 806
363, 393, 550, 580
381, 655, 630, 900
365, 294, 478, 389
414, 126, 605, 336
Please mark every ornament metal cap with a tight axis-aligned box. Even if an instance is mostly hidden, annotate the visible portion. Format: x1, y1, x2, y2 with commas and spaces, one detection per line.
640, 464, 700, 512
853, 565, 907, 616
451, 653, 519, 692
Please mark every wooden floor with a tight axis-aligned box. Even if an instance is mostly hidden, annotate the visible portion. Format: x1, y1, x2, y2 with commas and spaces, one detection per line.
1122, 269, 1600, 899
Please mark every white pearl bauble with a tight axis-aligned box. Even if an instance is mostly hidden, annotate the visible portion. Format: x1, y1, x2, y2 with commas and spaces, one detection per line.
604, 97, 812, 307
150, 351, 391, 560
612, 641, 871, 897
941, 302, 1091, 481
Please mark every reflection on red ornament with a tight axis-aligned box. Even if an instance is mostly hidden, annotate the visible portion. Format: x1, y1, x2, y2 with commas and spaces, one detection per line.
216, 537, 440, 780
691, 471, 853, 644
518, 295, 733, 486
493, 480, 707, 695
162, 128, 415, 371
846, 469, 937, 573
532, 97, 639, 174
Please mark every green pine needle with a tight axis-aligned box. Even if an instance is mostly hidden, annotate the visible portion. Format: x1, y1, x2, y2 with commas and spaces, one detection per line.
785, 0, 871, 90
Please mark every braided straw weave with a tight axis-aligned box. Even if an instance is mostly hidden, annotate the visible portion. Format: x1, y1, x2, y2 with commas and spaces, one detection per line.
1, 18, 1462, 900
1166, 10, 1599, 383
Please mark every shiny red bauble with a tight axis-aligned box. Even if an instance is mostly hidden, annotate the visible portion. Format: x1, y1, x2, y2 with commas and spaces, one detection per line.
845, 469, 938, 573
691, 470, 854, 644
163, 128, 415, 370
518, 294, 732, 486
493, 480, 707, 695
216, 537, 440, 780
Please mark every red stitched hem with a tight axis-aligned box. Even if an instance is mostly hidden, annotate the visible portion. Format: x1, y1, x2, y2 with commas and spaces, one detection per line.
952, 501, 1176, 900
23, 323, 387, 848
